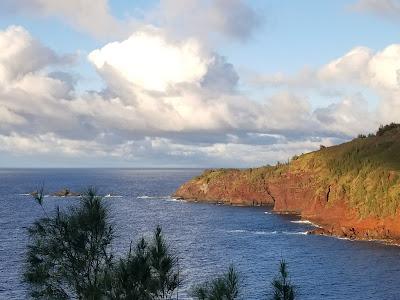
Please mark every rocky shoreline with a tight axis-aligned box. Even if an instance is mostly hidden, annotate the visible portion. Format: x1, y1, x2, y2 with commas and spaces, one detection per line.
176, 195, 400, 245
173, 167, 400, 245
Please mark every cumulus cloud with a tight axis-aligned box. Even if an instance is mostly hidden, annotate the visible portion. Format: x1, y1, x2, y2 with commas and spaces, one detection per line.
248, 43, 400, 128
2, 24, 395, 167
0, 26, 82, 138
0, 26, 74, 83
88, 31, 210, 92
313, 95, 376, 136
85, 30, 341, 139
316, 44, 400, 91
318, 47, 373, 84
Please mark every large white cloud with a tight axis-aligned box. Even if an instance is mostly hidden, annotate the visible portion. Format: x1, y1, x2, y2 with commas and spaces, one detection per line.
317, 44, 400, 91
318, 47, 373, 84
88, 31, 210, 92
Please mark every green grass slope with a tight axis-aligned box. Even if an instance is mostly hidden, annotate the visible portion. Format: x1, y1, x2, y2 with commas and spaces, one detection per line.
280, 123, 400, 218
194, 124, 400, 218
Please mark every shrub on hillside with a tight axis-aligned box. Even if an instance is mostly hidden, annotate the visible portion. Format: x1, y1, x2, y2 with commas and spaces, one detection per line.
376, 123, 400, 136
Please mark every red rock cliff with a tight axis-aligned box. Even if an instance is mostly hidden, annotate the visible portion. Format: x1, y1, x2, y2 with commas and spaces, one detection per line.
174, 127, 400, 243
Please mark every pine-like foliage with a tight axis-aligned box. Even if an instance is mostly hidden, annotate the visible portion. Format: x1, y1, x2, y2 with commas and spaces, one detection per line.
107, 226, 180, 299
24, 188, 113, 299
191, 265, 240, 300
270, 260, 296, 300
24, 188, 180, 300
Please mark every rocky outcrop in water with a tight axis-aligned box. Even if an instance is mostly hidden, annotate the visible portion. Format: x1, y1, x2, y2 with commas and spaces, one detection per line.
30, 188, 80, 197
51, 188, 80, 197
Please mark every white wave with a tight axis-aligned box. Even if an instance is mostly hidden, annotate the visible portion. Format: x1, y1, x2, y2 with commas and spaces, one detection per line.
336, 236, 353, 241
227, 229, 279, 235
290, 220, 321, 228
227, 229, 247, 233
136, 195, 158, 199
19, 193, 81, 198
282, 231, 309, 235
166, 198, 187, 203
104, 194, 123, 198
19, 193, 51, 197
136, 195, 171, 199
254, 231, 277, 235
264, 211, 272, 215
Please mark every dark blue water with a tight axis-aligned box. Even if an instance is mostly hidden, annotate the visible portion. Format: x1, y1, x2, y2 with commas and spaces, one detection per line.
1, 169, 400, 299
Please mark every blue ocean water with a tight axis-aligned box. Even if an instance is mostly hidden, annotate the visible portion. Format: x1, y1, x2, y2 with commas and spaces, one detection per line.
1, 168, 400, 299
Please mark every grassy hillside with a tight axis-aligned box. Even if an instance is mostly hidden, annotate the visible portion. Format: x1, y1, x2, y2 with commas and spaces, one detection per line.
199, 124, 400, 218
282, 124, 400, 217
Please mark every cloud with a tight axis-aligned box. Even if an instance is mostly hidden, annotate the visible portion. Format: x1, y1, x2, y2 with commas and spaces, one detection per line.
88, 30, 210, 92
313, 94, 376, 136
0, 131, 340, 168
0, 26, 82, 139
350, 0, 400, 19
318, 47, 373, 84
0, 26, 74, 82
200, 54, 239, 93
316, 44, 400, 91
0, 25, 388, 167
249, 43, 400, 124
85, 30, 255, 133
0, 0, 262, 43
152, 0, 262, 42
86, 31, 333, 137
0, 0, 133, 39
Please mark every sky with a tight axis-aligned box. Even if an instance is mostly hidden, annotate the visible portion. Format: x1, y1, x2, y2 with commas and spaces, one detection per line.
0, 0, 400, 168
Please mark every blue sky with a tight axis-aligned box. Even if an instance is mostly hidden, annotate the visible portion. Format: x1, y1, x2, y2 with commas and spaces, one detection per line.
0, 0, 399, 167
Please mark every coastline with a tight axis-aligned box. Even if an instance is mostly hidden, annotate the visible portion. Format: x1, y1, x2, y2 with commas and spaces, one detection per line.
174, 196, 400, 246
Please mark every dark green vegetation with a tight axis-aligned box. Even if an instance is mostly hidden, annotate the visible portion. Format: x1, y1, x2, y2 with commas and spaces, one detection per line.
25, 188, 179, 300
191, 265, 240, 300
271, 260, 295, 300
24, 189, 296, 299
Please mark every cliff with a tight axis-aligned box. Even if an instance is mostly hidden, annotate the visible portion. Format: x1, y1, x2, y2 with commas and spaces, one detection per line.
175, 124, 400, 242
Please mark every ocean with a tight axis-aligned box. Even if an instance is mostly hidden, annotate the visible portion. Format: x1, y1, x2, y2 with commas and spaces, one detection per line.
1, 168, 400, 299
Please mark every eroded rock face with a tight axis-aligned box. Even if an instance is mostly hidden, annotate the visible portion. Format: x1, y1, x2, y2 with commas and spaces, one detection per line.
174, 169, 275, 207
174, 169, 400, 243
